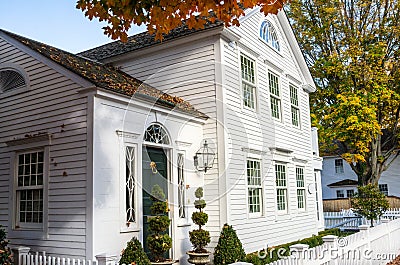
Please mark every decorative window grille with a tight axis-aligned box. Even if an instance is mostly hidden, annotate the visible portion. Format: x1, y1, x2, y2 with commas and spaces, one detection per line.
290, 85, 300, 127
144, 124, 170, 145
296, 167, 306, 209
0, 70, 26, 93
269, 72, 281, 119
178, 154, 185, 218
259, 21, 280, 51
16, 151, 44, 225
125, 146, 136, 223
240, 55, 257, 110
247, 159, 262, 214
275, 164, 287, 211
335, 159, 344, 174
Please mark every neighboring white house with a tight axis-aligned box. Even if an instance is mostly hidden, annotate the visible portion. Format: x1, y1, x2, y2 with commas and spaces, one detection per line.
321, 156, 400, 199
0, 7, 323, 263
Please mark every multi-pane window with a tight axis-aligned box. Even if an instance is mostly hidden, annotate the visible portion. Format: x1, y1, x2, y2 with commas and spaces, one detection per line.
247, 159, 262, 214
16, 151, 44, 225
335, 159, 344, 174
275, 164, 287, 211
125, 146, 136, 224
269, 72, 281, 119
346, 189, 355, 198
178, 154, 185, 218
296, 167, 305, 209
290, 85, 300, 127
379, 184, 389, 196
241, 55, 256, 109
336, 190, 344, 198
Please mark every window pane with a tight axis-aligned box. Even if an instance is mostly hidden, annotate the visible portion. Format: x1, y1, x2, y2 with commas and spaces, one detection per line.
291, 106, 299, 126
297, 189, 305, 208
270, 97, 281, 119
247, 159, 262, 214
241, 55, 255, 84
268, 72, 279, 96
243, 83, 256, 109
277, 189, 287, 211
290, 85, 298, 106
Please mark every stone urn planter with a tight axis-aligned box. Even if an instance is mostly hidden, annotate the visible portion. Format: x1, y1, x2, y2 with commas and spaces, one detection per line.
186, 251, 211, 265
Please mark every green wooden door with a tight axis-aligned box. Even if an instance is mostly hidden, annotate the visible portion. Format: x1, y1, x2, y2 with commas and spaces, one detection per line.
142, 146, 169, 257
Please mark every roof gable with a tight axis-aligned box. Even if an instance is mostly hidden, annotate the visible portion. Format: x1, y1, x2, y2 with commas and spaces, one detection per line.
0, 30, 206, 119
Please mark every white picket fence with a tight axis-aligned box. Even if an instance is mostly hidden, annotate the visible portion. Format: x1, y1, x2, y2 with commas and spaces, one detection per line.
324, 208, 400, 229
20, 254, 99, 265
264, 218, 400, 265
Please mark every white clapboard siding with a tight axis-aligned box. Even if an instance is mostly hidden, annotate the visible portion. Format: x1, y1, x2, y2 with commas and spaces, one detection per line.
0, 36, 88, 258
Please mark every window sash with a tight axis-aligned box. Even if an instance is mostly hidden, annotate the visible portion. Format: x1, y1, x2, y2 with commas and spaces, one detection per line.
277, 188, 287, 211
275, 164, 286, 187
248, 187, 262, 213
268, 72, 279, 96
291, 106, 299, 126
270, 96, 281, 119
16, 151, 44, 226
241, 55, 255, 84
336, 190, 344, 198
297, 189, 305, 209
243, 82, 256, 109
290, 85, 299, 106
296, 167, 304, 187
335, 159, 344, 174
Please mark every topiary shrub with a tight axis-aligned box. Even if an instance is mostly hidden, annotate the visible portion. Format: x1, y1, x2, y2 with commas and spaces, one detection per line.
213, 224, 246, 265
147, 185, 172, 262
189, 187, 211, 253
120, 237, 151, 265
0, 225, 13, 265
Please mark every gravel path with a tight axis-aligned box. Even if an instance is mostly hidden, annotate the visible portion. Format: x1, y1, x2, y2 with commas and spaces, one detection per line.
387, 255, 400, 265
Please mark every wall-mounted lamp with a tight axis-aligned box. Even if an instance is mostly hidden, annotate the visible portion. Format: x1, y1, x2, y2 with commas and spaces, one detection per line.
193, 140, 215, 173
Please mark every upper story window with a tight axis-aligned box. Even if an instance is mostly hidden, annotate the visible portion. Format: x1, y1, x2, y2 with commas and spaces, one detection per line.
0, 69, 26, 93
144, 124, 170, 145
240, 55, 257, 110
379, 184, 388, 196
290, 85, 300, 127
269, 72, 281, 120
335, 159, 344, 174
260, 21, 280, 51
336, 190, 344, 198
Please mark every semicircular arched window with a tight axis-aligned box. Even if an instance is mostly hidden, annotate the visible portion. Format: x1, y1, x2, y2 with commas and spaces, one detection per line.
0, 69, 26, 93
144, 124, 170, 145
260, 21, 280, 52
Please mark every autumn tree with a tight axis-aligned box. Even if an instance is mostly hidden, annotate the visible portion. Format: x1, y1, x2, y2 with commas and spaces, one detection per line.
287, 0, 400, 185
76, 0, 289, 41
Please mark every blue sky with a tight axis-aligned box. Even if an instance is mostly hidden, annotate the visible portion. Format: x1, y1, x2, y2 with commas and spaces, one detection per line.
0, 1, 145, 53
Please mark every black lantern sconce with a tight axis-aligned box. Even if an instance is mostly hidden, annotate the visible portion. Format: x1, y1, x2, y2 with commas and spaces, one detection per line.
193, 140, 215, 173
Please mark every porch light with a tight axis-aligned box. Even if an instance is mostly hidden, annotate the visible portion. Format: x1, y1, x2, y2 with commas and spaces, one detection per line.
193, 140, 215, 173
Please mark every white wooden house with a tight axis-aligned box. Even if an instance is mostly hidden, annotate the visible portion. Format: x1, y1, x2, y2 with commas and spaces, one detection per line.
0, 8, 323, 263
321, 156, 400, 199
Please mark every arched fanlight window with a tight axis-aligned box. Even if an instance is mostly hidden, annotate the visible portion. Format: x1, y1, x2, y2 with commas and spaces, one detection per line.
0, 70, 26, 93
144, 124, 170, 145
260, 21, 280, 51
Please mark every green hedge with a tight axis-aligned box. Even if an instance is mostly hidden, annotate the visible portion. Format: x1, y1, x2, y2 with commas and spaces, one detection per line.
245, 228, 353, 264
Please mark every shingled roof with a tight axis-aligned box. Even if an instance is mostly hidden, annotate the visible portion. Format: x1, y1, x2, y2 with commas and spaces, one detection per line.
78, 21, 224, 61
327, 179, 358, 187
1, 30, 207, 119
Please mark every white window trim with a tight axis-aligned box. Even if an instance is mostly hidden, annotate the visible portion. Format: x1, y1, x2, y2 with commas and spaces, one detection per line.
295, 166, 306, 211
268, 70, 282, 121
245, 157, 263, 218
239, 52, 258, 112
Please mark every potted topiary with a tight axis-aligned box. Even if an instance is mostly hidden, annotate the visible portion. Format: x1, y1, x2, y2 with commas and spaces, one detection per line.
187, 187, 211, 265
120, 237, 151, 265
147, 184, 173, 264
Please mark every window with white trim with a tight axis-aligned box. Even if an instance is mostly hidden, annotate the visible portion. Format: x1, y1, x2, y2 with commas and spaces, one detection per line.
259, 21, 280, 51
335, 159, 344, 174
16, 151, 44, 228
240, 55, 257, 110
290, 85, 300, 127
178, 153, 186, 218
346, 189, 355, 198
269, 72, 281, 119
125, 146, 136, 225
296, 167, 306, 209
275, 164, 287, 211
247, 159, 262, 214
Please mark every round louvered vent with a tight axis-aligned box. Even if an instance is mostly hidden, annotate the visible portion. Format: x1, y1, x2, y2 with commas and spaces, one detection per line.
0, 70, 26, 93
